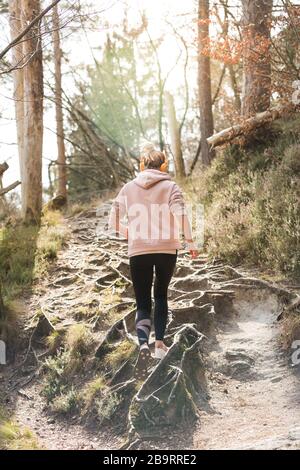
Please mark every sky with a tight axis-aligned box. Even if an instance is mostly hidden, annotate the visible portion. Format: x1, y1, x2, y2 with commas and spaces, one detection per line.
0, 0, 197, 194
0, 0, 296, 193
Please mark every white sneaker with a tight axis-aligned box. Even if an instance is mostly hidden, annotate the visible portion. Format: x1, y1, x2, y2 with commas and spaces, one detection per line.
154, 347, 168, 360
134, 345, 151, 380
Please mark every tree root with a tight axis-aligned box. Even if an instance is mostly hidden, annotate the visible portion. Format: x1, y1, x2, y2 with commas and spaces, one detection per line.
128, 325, 204, 435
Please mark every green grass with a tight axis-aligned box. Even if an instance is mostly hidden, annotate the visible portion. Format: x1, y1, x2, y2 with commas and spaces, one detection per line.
42, 350, 72, 403
81, 376, 107, 409
184, 115, 300, 279
66, 195, 113, 218
104, 339, 137, 372
45, 330, 64, 353
0, 209, 69, 302
42, 324, 95, 404
65, 324, 95, 357
51, 387, 82, 415
0, 408, 41, 450
95, 392, 122, 424
42, 336, 133, 418
99, 288, 121, 307
83, 376, 106, 396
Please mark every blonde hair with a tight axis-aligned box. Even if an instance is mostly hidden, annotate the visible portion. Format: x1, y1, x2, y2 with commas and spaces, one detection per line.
140, 144, 166, 169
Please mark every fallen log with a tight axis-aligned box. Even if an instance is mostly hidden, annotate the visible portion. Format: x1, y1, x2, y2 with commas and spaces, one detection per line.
207, 103, 300, 149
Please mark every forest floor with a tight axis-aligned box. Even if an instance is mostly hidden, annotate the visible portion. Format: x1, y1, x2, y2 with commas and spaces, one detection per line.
1, 200, 300, 450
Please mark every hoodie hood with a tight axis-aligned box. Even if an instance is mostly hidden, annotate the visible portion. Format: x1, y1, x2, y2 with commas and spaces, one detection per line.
133, 169, 171, 189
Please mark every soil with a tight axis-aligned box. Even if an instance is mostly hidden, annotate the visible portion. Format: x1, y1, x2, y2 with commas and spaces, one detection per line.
1, 201, 299, 450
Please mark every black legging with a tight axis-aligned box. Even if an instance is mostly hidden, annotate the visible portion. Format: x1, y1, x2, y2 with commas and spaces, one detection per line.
129, 252, 177, 345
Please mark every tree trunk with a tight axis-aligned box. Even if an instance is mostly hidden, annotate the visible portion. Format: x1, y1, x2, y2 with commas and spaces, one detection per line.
214, 2, 241, 113
241, 0, 273, 117
165, 92, 186, 178
207, 102, 299, 148
21, 0, 44, 223
198, 0, 214, 166
52, 3, 67, 201
9, 0, 25, 203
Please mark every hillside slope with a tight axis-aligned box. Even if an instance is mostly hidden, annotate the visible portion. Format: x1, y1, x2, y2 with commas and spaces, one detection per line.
185, 114, 300, 279
1, 202, 299, 450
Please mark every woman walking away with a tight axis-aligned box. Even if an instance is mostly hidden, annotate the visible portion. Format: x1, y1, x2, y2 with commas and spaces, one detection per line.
109, 144, 198, 380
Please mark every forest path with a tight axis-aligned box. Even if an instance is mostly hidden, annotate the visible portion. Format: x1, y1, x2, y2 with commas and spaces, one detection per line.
193, 288, 300, 450
2, 202, 125, 450
2, 201, 300, 450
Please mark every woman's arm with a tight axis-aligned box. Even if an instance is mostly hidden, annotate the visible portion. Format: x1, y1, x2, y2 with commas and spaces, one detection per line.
169, 183, 198, 254
108, 187, 128, 239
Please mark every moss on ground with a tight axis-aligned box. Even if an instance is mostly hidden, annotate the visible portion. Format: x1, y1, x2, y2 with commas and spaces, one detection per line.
0, 209, 69, 302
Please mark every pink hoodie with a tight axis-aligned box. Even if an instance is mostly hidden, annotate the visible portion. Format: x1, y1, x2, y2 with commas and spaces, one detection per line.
108, 169, 196, 257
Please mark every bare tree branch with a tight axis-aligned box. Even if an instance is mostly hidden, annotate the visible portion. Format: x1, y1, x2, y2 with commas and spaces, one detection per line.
212, 64, 227, 105
188, 140, 201, 176
0, 181, 21, 196
0, 0, 62, 61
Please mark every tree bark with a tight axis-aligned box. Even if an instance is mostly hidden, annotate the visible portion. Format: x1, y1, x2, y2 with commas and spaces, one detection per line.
165, 92, 186, 178
1, 0, 61, 61
198, 0, 214, 166
9, 0, 25, 205
241, 0, 273, 117
207, 102, 299, 148
52, 3, 67, 201
214, 1, 241, 113
21, 0, 44, 223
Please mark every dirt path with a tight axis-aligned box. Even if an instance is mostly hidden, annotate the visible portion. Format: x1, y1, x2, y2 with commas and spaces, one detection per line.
2, 203, 125, 450
2, 202, 299, 450
194, 289, 300, 450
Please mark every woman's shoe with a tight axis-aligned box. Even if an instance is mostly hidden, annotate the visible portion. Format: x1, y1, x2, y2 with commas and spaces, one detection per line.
154, 347, 169, 360
134, 345, 151, 380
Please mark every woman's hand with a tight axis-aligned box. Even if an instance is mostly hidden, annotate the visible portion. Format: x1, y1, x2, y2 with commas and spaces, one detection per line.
190, 249, 199, 259
186, 240, 198, 259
